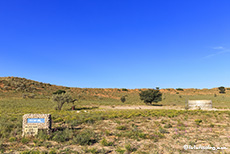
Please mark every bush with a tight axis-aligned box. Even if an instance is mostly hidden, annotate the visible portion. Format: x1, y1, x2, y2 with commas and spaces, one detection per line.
21, 150, 41, 154
122, 88, 128, 91
120, 96, 126, 103
21, 137, 29, 144
53, 90, 66, 95
139, 89, 162, 104
73, 129, 98, 145
9, 137, 16, 142
210, 123, 215, 128
116, 125, 127, 130
218, 86, 225, 94
100, 138, 113, 146
176, 88, 184, 91
37, 130, 49, 140
83, 147, 99, 154
51, 128, 73, 142
195, 119, 202, 126
125, 144, 137, 153
117, 126, 148, 140
164, 123, 172, 128
159, 127, 169, 134
49, 149, 57, 154
0, 139, 4, 152
115, 147, 125, 154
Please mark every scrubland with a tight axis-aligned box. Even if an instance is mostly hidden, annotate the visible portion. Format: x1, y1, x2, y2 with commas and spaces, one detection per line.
0, 77, 230, 153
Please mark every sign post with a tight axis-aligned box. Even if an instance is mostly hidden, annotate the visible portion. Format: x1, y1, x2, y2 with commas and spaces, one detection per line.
22, 114, 51, 136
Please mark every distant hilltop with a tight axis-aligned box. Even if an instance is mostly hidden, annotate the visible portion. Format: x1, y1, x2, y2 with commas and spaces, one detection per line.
0, 76, 228, 98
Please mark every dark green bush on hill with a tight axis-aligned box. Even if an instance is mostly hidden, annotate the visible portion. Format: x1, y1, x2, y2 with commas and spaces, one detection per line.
176, 88, 184, 91
122, 88, 128, 91
139, 89, 162, 105
53, 90, 66, 95
120, 96, 126, 103
218, 86, 225, 94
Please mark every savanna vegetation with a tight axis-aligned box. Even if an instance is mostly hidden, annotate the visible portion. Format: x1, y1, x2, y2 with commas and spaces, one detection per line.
0, 77, 230, 153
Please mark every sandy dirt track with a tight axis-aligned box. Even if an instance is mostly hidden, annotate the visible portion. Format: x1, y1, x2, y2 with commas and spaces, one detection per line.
98, 105, 228, 111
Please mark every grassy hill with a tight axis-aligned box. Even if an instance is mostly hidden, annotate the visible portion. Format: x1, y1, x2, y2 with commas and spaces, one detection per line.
0, 76, 230, 108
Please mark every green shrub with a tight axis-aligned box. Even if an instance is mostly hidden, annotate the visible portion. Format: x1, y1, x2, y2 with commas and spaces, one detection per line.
125, 144, 137, 152
176, 88, 184, 91
159, 127, 169, 134
153, 132, 165, 139
116, 125, 127, 130
21, 150, 41, 154
105, 130, 111, 136
9, 137, 16, 142
43, 142, 52, 148
210, 123, 215, 128
87, 148, 98, 154
37, 130, 49, 140
84, 117, 95, 124
82, 147, 103, 154
51, 128, 73, 142
116, 127, 147, 140
139, 89, 162, 104
73, 129, 98, 145
164, 123, 172, 128
120, 96, 126, 103
21, 137, 29, 144
0, 139, 4, 152
52, 132, 66, 142
195, 119, 202, 126
53, 90, 66, 95
49, 149, 57, 154
53, 117, 63, 123
189, 141, 196, 146
115, 147, 125, 154
100, 138, 114, 146
122, 88, 128, 91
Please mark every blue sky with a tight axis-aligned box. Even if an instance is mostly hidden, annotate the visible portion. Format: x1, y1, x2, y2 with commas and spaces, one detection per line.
1, 0, 230, 89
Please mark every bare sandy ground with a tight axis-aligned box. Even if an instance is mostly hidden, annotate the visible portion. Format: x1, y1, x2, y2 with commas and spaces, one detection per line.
99, 105, 228, 111
99, 105, 184, 110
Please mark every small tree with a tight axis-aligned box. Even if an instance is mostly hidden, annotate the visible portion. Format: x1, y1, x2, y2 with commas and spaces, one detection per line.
120, 96, 126, 103
52, 93, 76, 110
218, 86, 225, 94
139, 89, 162, 105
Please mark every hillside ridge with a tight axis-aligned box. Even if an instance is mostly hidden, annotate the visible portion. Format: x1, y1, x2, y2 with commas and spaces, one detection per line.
0, 76, 223, 91
0, 76, 227, 99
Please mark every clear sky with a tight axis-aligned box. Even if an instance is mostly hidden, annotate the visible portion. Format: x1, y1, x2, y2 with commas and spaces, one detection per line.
1, 0, 230, 89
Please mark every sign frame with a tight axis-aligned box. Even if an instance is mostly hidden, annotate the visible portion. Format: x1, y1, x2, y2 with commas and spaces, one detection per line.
22, 114, 51, 136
